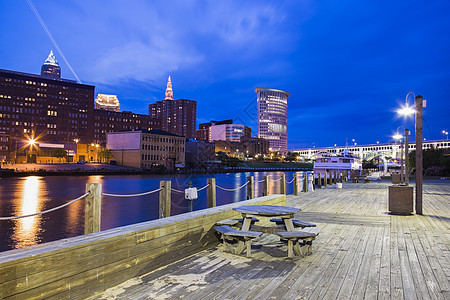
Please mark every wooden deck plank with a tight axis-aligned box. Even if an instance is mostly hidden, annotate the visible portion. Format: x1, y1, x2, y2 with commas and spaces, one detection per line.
85, 180, 450, 300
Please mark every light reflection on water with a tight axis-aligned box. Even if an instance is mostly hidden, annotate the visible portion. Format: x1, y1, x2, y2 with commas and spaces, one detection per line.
0, 171, 310, 252
11, 176, 46, 248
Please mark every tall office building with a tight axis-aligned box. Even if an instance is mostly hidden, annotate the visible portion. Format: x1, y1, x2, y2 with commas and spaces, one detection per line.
255, 88, 289, 152
40, 50, 61, 79
149, 76, 197, 138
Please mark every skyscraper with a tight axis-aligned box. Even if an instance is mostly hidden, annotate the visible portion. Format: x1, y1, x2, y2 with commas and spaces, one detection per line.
255, 88, 290, 152
40, 50, 61, 79
149, 76, 197, 138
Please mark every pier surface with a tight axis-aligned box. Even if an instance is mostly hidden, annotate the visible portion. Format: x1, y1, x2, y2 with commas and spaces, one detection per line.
89, 181, 450, 299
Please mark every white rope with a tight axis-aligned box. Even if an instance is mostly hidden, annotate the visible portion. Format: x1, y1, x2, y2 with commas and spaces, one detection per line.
270, 177, 282, 182
102, 188, 163, 197
0, 192, 90, 220
170, 188, 185, 193
216, 181, 249, 192
256, 179, 265, 183
286, 178, 295, 184
196, 184, 209, 192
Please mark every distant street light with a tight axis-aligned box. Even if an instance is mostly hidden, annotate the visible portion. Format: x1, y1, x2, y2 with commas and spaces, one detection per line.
442, 130, 448, 140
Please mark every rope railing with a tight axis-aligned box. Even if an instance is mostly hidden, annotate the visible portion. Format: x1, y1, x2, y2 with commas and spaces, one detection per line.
256, 179, 265, 183
102, 188, 163, 197
171, 184, 209, 193
216, 181, 249, 192
286, 178, 295, 184
270, 177, 282, 182
0, 192, 90, 220
196, 184, 209, 192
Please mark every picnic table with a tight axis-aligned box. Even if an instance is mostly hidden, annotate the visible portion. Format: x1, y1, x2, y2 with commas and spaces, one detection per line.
215, 205, 318, 258
233, 205, 300, 232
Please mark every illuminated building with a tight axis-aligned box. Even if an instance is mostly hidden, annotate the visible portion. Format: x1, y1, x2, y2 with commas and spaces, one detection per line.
149, 76, 197, 138
40, 50, 61, 79
165, 75, 174, 100
210, 123, 251, 143
0, 52, 161, 162
106, 129, 185, 170
0, 67, 95, 162
256, 88, 290, 152
95, 94, 120, 112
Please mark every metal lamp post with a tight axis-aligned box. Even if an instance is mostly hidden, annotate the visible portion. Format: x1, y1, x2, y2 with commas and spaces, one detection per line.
396, 92, 424, 214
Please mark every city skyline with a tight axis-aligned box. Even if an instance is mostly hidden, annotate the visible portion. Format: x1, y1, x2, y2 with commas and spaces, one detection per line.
1, 1, 449, 148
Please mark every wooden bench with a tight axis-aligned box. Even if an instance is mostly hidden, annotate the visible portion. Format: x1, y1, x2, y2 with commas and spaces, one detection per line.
276, 230, 318, 258
214, 225, 262, 257
270, 218, 316, 228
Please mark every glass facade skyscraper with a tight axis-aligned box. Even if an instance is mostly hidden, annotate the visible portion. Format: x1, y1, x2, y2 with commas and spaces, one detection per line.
256, 88, 289, 152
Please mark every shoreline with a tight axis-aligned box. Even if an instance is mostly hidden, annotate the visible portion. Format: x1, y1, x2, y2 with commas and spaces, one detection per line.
0, 163, 313, 178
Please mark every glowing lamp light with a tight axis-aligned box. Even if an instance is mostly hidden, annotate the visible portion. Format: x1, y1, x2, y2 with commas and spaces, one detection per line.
27, 138, 36, 146
393, 133, 403, 140
397, 104, 416, 116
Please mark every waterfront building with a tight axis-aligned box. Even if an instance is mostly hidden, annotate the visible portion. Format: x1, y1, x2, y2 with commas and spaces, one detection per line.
240, 136, 270, 156
0, 53, 165, 163
95, 94, 120, 112
106, 129, 185, 170
293, 140, 450, 160
256, 88, 289, 152
40, 50, 61, 79
149, 76, 196, 138
0, 67, 95, 162
185, 139, 217, 169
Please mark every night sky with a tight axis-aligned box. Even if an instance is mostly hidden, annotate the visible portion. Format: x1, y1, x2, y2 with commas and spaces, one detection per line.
1, 0, 449, 149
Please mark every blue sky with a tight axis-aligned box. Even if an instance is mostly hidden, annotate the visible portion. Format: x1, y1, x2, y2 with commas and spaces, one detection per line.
1, 0, 449, 149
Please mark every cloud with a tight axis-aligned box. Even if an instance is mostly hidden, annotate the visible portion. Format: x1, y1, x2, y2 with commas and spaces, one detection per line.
63, 0, 306, 84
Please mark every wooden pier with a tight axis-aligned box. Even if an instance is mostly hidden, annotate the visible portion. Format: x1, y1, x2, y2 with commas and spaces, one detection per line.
88, 181, 450, 299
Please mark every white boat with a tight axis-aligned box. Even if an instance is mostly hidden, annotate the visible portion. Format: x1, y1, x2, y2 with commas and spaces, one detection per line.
313, 150, 362, 175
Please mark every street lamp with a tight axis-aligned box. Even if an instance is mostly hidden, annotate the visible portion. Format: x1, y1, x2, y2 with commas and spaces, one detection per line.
396, 92, 424, 214
442, 130, 448, 140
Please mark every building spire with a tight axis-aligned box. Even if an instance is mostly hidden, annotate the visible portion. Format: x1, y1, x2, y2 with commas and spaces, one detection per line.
165, 75, 173, 100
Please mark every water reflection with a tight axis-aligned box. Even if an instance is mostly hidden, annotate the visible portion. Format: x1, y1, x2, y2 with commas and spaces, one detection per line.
11, 176, 45, 248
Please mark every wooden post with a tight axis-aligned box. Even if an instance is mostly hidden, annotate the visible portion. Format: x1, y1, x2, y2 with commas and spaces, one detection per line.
293, 173, 299, 196
159, 180, 171, 218
318, 173, 322, 187
415, 95, 423, 215
280, 173, 286, 194
247, 176, 254, 199
263, 175, 269, 196
324, 172, 328, 187
85, 183, 102, 235
302, 172, 307, 192
329, 171, 332, 185
207, 178, 216, 208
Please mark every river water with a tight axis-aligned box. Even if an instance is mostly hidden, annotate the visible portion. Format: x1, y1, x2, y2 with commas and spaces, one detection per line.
0, 171, 308, 252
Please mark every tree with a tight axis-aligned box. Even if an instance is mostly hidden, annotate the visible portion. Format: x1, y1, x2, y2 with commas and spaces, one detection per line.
53, 148, 67, 163
408, 148, 450, 176
99, 149, 113, 163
